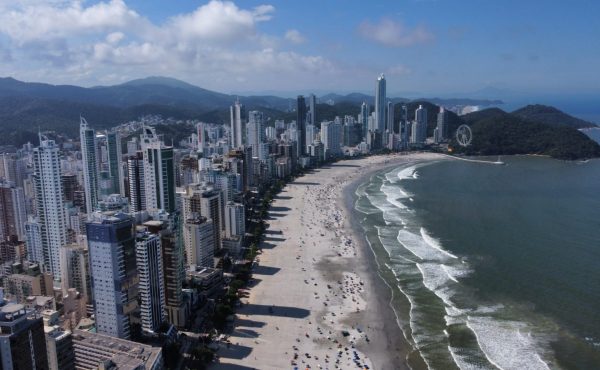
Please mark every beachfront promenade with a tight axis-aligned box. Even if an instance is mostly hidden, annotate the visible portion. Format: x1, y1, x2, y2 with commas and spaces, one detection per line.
212, 153, 442, 370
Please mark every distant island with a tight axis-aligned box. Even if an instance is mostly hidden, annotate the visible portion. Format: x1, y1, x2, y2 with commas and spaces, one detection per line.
0, 76, 598, 160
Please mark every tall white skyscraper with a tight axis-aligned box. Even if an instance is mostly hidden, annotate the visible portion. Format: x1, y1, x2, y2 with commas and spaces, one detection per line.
80, 117, 99, 214
246, 111, 265, 160
184, 215, 215, 268
320, 121, 342, 159
230, 99, 245, 148
141, 127, 175, 213
136, 231, 166, 333
225, 202, 245, 239
33, 136, 67, 279
375, 74, 386, 133
411, 105, 428, 144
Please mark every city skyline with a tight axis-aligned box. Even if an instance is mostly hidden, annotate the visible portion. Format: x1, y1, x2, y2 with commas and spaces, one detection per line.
0, 0, 598, 95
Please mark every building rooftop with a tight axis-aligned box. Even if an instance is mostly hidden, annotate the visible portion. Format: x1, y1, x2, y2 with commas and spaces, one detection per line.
72, 329, 162, 370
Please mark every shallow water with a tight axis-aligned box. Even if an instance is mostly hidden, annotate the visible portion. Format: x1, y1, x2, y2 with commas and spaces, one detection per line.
355, 156, 600, 369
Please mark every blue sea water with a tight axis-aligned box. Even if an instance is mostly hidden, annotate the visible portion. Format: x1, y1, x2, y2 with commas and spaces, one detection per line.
355, 156, 600, 369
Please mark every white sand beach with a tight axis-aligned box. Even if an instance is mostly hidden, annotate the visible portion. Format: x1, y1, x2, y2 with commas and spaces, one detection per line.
213, 152, 444, 370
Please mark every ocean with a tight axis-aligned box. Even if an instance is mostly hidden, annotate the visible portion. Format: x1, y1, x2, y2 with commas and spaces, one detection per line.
354, 156, 600, 369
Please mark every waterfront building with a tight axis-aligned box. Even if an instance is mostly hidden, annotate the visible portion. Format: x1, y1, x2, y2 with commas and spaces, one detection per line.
375, 74, 386, 133
297, 95, 307, 156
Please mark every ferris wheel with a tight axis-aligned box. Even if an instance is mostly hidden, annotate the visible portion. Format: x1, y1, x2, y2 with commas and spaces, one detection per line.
456, 124, 473, 147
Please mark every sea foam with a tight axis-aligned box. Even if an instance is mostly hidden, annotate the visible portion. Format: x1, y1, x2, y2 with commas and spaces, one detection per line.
466, 316, 551, 370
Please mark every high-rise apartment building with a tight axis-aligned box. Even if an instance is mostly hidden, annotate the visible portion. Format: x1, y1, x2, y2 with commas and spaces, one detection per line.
375, 74, 387, 133
247, 111, 265, 161
136, 231, 166, 333
86, 212, 137, 339
436, 106, 449, 143
230, 99, 245, 148
141, 127, 175, 213
127, 151, 146, 212
225, 202, 245, 239
80, 117, 99, 214
297, 96, 307, 156
106, 131, 124, 196
320, 121, 342, 159
0, 182, 26, 242
33, 137, 67, 279
360, 102, 369, 140
184, 215, 215, 268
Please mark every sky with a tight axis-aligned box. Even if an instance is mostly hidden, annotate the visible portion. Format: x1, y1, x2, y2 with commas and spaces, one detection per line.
0, 0, 599, 96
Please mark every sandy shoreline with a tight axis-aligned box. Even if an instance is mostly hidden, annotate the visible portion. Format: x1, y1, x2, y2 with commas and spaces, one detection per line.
212, 152, 444, 370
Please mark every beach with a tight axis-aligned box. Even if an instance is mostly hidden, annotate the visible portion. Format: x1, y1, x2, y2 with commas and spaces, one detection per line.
213, 152, 444, 370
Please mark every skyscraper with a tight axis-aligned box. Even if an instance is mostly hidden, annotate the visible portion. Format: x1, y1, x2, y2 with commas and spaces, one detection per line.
387, 101, 395, 135
184, 215, 215, 268
136, 231, 166, 333
127, 151, 146, 213
436, 106, 449, 142
411, 105, 428, 145
375, 74, 386, 133
25, 218, 43, 265
320, 121, 342, 159
0, 182, 26, 242
308, 94, 317, 127
86, 212, 137, 339
297, 95, 307, 156
230, 99, 245, 148
200, 188, 223, 252
225, 202, 245, 239
247, 111, 265, 161
33, 137, 67, 279
141, 127, 176, 213
106, 131, 124, 196
360, 102, 369, 140
80, 117, 99, 214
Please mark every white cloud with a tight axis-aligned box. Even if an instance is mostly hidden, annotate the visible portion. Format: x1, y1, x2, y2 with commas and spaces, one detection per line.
358, 18, 434, 47
285, 29, 306, 44
0, 0, 339, 90
167, 1, 274, 42
0, 0, 143, 43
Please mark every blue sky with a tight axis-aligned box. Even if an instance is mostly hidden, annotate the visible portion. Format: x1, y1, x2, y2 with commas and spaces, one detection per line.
0, 0, 598, 96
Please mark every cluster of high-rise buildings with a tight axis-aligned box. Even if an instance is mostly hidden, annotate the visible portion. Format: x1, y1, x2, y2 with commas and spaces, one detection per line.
0, 73, 451, 368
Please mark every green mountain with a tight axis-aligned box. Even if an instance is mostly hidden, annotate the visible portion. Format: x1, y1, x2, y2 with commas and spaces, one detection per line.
511, 104, 596, 129
451, 109, 600, 160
